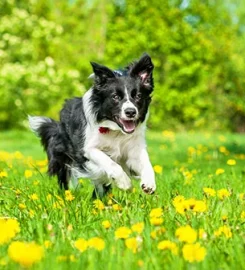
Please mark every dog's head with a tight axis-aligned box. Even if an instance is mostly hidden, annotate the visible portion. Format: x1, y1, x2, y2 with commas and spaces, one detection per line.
90, 53, 154, 134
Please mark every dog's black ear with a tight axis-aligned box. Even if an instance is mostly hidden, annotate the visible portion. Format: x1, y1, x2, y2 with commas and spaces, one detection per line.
129, 53, 154, 87
90, 62, 115, 85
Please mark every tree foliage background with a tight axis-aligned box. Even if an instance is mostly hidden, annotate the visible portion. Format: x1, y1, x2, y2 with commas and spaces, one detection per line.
1, 0, 245, 131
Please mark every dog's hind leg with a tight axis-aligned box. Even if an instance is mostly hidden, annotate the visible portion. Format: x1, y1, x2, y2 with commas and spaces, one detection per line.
57, 167, 69, 190
92, 183, 112, 199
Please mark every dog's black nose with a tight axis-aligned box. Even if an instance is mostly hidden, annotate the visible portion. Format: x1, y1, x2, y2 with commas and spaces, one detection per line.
125, 108, 136, 118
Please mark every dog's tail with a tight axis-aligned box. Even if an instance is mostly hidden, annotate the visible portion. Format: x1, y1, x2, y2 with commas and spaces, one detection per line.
28, 115, 70, 189
28, 116, 59, 152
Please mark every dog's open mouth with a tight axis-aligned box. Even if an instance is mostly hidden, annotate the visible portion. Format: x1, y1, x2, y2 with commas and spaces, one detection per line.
115, 117, 136, 134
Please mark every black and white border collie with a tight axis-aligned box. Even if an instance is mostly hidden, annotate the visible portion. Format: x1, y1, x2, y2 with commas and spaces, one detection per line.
29, 53, 156, 198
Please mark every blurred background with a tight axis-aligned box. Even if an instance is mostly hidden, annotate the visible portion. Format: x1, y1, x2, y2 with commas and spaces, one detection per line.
0, 0, 245, 132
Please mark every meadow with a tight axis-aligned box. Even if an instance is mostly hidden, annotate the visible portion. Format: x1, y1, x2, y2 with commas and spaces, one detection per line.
1, 130, 245, 270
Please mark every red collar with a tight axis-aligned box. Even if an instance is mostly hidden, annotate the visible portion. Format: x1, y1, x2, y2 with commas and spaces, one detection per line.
99, 127, 110, 134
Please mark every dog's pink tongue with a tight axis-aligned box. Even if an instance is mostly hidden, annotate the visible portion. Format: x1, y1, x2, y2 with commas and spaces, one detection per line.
120, 119, 136, 133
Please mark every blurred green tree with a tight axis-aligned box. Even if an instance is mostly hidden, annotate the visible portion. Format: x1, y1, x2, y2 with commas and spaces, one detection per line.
0, 0, 245, 131
0, 0, 84, 129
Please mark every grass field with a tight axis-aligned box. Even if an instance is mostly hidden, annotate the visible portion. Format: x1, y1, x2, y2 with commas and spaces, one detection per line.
1, 130, 245, 269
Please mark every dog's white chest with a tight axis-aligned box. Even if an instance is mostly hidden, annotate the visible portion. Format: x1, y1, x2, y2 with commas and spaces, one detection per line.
86, 128, 142, 163
97, 132, 130, 161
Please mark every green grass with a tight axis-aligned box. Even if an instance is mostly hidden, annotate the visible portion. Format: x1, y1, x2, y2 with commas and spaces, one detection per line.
1, 130, 245, 269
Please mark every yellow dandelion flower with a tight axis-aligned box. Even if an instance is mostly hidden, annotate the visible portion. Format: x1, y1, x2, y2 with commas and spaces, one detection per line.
153, 165, 163, 174
175, 225, 197, 244
88, 237, 105, 251
183, 171, 193, 182
44, 240, 52, 249
0, 171, 8, 178
182, 243, 206, 262
214, 225, 232, 238
65, 190, 75, 201
112, 204, 122, 211
69, 255, 76, 262
18, 203, 26, 210
131, 222, 144, 234
149, 208, 163, 218
93, 199, 105, 210
150, 217, 164, 226
79, 179, 84, 184
241, 211, 245, 219
150, 230, 157, 239
215, 168, 225, 175
188, 146, 196, 156
15, 189, 21, 195
125, 237, 138, 253
219, 146, 226, 153
33, 180, 40, 186
222, 215, 228, 222
115, 227, 132, 239
40, 167, 46, 173
239, 193, 244, 200
150, 227, 166, 239
157, 240, 178, 255
217, 189, 231, 200
185, 198, 196, 210
74, 238, 88, 252
219, 146, 229, 155
53, 202, 62, 209
29, 193, 39, 201
198, 229, 207, 240
174, 203, 187, 215
46, 194, 52, 201
0, 218, 20, 245
173, 195, 185, 205
24, 170, 33, 178
162, 130, 175, 141
14, 151, 24, 159
102, 220, 111, 229
8, 241, 44, 267
203, 187, 216, 197
36, 159, 48, 167
55, 197, 65, 207
227, 159, 236, 166
137, 260, 144, 267
29, 209, 35, 218
107, 199, 113, 205
173, 197, 191, 214
192, 200, 207, 213
218, 135, 226, 142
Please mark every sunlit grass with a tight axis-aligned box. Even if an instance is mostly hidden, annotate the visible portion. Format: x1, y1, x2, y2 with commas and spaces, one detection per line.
1, 130, 245, 269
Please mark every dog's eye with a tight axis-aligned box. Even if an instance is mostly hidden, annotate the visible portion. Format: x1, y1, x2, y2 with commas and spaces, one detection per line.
112, 94, 120, 101
135, 93, 142, 100
131, 89, 137, 98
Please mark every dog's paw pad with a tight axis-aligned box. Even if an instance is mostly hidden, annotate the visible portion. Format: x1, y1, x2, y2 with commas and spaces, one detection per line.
141, 184, 155, 195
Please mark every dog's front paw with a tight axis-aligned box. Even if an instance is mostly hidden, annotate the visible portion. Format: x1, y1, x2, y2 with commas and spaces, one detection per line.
140, 181, 156, 195
109, 164, 132, 191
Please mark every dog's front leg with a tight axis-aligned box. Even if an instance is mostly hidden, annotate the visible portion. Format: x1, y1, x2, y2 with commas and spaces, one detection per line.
127, 148, 156, 194
84, 148, 132, 190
